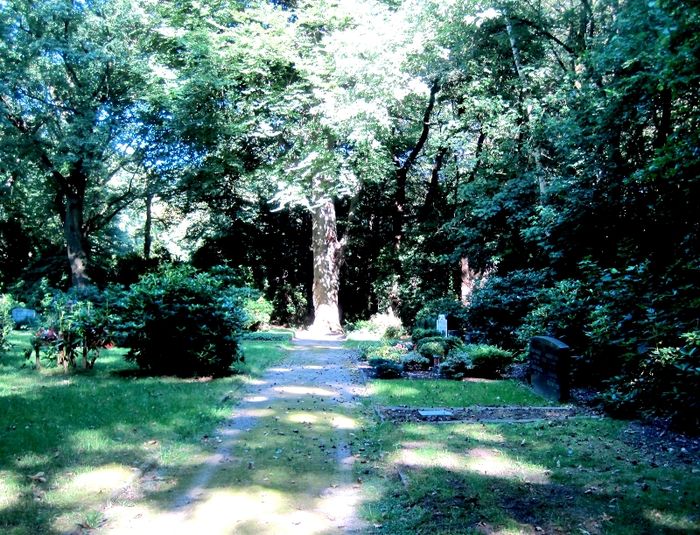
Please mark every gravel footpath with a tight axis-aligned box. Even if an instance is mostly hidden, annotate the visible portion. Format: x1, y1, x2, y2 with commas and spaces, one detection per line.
99, 336, 368, 535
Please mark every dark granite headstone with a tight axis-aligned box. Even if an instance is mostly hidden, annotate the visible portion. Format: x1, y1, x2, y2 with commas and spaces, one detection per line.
528, 336, 571, 402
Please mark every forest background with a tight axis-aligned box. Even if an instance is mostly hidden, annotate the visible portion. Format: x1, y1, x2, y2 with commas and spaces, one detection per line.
0, 0, 698, 428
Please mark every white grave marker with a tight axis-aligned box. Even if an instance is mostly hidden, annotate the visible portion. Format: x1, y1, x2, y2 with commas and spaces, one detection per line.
436, 314, 447, 337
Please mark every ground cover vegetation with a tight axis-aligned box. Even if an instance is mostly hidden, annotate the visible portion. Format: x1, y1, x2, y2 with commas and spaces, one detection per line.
352, 416, 700, 534
0, 331, 290, 534
0, 0, 698, 470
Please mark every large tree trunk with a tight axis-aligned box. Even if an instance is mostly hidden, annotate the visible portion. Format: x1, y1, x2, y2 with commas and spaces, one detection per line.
64, 191, 91, 288
310, 193, 343, 334
144, 191, 153, 259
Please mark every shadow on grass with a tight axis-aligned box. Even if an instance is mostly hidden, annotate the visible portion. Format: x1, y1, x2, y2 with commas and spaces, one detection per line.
356, 418, 700, 534
0, 338, 365, 534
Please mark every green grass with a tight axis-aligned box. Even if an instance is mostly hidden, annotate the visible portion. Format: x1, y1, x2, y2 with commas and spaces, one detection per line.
356, 399, 700, 534
368, 378, 554, 407
0, 330, 289, 535
242, 328, 295, 343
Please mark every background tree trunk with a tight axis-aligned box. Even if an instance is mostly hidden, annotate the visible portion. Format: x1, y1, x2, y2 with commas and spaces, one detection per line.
144, 191, 153, 260
64, 192, 90, 288
310, 192, 343, 333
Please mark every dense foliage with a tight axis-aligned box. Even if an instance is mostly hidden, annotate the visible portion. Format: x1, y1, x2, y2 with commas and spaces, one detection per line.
112, 266, 244, 377
0, 294, 13, 350
1, 0, 698, 426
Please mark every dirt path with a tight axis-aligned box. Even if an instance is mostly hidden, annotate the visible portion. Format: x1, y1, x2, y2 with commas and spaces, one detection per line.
100, 337, 369, 535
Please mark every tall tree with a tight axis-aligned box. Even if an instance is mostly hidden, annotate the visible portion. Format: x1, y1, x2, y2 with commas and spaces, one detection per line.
0, 0, 154, 287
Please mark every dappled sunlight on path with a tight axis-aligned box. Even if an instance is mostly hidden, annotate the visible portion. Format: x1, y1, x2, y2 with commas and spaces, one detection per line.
100, 337, 368, 534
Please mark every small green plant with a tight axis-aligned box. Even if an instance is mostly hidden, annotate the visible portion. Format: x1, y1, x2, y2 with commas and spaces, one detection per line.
466, 344, 514, 377
400, 351, 432, 371
366, 342, 409, 362
418, 341, 444, 359
411, 328, 442, 343
415, 335, 464, 355
382, 325, 405, 340
355, 341, 382, 360
368, 357, 404, 379
30, 288, 113, 370
439, 350, 473, 379
242, 295, 274, 330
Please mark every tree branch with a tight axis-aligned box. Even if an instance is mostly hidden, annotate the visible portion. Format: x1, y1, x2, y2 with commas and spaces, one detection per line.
511, 16, 576, 56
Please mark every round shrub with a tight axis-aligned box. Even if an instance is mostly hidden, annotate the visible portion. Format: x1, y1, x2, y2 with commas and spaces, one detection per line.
412, 328, 442, 343
366, 342, 408, 362
114, 266, 244, 376
444, 336, 465, 352
418, 341, 444, 358
400, 351, 432, 371
356, 341, 382, 361
466, 344, 514, 377
368, 357, 403, 379
382, 325, 406, 340
416, 335, 463, 355
439, 351, 473, 380
242, 295, 274, 330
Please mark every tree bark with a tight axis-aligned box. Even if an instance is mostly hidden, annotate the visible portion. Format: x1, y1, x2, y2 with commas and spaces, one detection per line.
310, 189, 343, 334
64, 190, 91, 288
421, 146, 448, 220
386, 79, 441, 315
392, 79, 441, 251
144, 191, 153, 259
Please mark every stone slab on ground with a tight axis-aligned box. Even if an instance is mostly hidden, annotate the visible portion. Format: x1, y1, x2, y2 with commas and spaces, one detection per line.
379, 405, 600, 423
417, 409, 454, 418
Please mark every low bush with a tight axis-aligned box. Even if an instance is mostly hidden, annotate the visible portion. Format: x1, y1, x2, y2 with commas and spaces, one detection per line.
439, 350, 473, 379
412, 328, 442, 343
0, 294, 14, 350
29, 287, 113, 370
112, 265, 244, 376
602, 331, 700, 432
366, 342, 409, 362
416, 335, 464, 355
355, 341, 382, 361
242, 295, 274, 330
382, 325, 406, 340
400, 351, 432, 371
467, 344, 514, 377
368, 357, 403, 379
418, 341, 444, 358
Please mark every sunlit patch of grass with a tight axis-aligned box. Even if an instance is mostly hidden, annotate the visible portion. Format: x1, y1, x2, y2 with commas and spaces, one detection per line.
0, 331, 289, 534
355, 416, 700, 534
368, 378, 553, 407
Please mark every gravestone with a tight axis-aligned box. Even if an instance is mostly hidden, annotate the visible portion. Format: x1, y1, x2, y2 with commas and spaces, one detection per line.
11, 307, 37, 326
528, 336, 571, 402
436, 314, 448, 337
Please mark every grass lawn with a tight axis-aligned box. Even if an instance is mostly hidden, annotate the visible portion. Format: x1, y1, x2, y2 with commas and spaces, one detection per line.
0, 330, 290, 535
355, 388, 700, 534
368, 378, 554, 408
